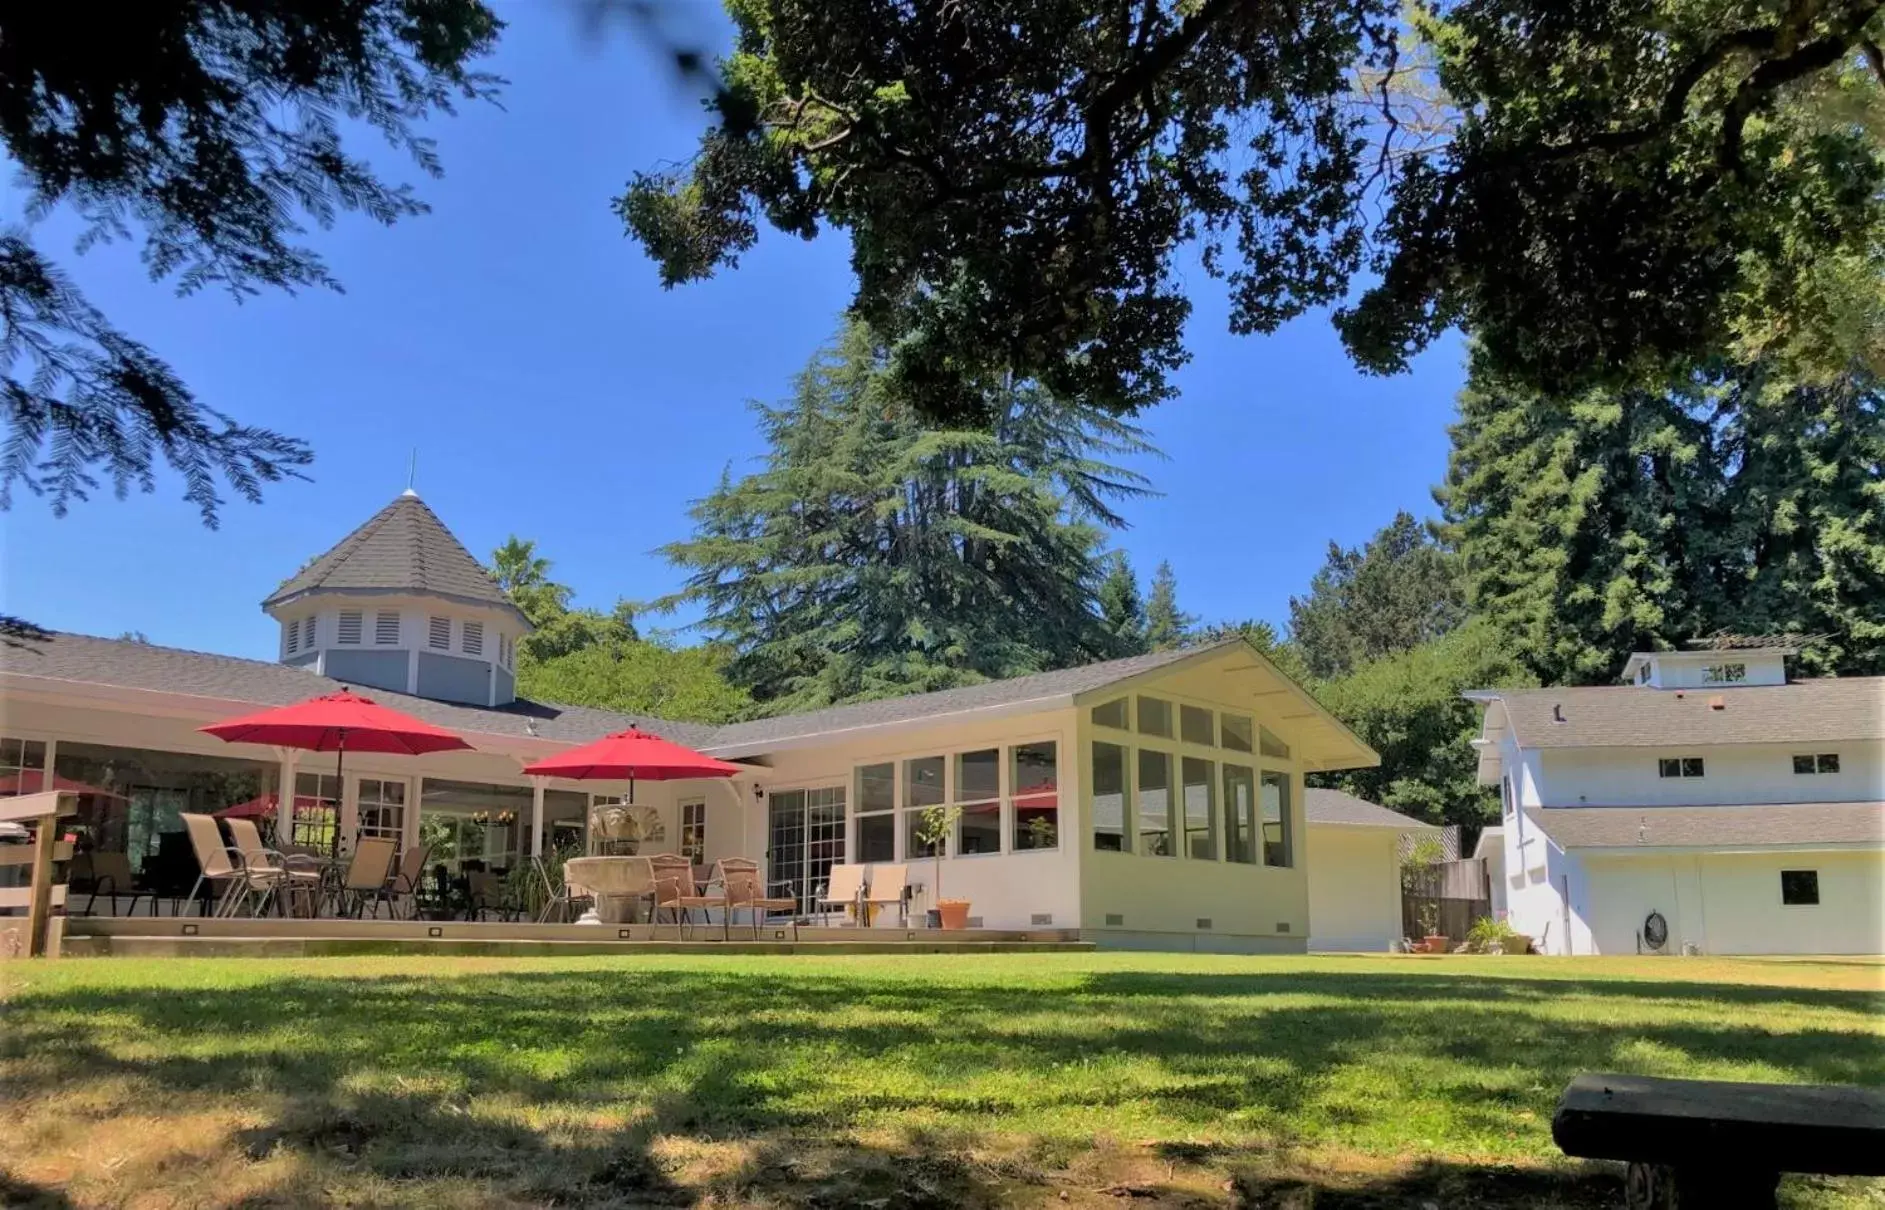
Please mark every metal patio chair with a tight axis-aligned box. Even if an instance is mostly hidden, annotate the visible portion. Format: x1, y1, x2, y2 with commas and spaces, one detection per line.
226, 817, 323, 917
719, 857, 799, 941
334, 836, 400, 918
180, 813, 249, 917
816, 863, 866, 926
861, 863, 910, 927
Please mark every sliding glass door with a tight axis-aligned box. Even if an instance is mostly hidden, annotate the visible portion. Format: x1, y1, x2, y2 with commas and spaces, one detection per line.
767, 785, 846, 912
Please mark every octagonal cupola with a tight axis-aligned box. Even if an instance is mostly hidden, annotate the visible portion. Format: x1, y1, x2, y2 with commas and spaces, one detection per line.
263, 490, 530, 707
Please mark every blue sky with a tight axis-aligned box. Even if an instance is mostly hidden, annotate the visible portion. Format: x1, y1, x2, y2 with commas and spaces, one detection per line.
0, 5, 1463, 660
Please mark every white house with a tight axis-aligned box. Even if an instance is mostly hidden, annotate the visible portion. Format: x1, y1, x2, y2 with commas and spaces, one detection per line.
1, 492, 1385, 951
1467, 643, 1885, 956
1302, 789, 1435, 952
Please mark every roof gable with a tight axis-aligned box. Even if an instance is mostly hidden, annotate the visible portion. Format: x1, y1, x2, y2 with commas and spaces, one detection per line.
1304, 788, 1434, 829
264, 493, 523, 621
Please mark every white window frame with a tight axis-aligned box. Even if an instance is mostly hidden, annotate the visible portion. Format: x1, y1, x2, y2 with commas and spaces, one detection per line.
953, 747, 1004, 858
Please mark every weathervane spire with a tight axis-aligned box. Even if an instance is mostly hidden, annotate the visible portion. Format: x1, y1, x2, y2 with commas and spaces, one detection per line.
402, 449, 419, 497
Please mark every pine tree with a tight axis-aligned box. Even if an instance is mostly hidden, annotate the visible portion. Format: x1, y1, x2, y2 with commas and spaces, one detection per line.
1440, 355, 1882, 683
1141, 560, 1197, 652
1288, 512, 1465, 679
663, 322, 1157, 712
1097, 552, 1148, 654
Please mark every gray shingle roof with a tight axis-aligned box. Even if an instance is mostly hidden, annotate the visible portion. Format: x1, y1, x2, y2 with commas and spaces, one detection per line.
1525, 803, 1884, 849
264, 492, 523, 620
1304, 788, 1436, 829
3, 632, 716, 748
1479, 679, 1885, 749
704, 646, 1214, 753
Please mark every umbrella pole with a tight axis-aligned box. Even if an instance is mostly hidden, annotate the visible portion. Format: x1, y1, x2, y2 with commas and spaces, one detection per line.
332, 731, 347, 861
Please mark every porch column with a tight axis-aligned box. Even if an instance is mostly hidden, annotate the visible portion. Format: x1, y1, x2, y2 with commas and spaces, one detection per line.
529, 777, 547, 859
274, 747, 299, 841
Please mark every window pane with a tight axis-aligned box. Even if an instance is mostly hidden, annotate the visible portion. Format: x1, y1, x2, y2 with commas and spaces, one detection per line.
1792, 754, 1817, 775
1258, 726, 1291, 759
1182, 757, 1216, 860
1260, 770, 1291, 867
1091, 741, 1129, 852
1012, 741, 1058, 851
1181, 705, 1215, 747
1223, 764, 1255, 864
858, 812, 895, 862
904, 756, 945, 808
857, 763, 896, 812
1681, 757, 1705, 778
1138, 750, 1173, 856
1090, 698, 1129, 729
906, 808, 944, 858
1137, 696, 1173, 738
1659, 758, 1682, 778
959, 801, 1001, 854
1818, 754, 1840, 774
1221, 714, 1254, 753
1780, 869, 1819, 906
956, 748, 1000, 802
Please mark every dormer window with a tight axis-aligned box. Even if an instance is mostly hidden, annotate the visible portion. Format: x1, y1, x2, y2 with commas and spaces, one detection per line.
1792, 753, 1840, 775
428, 616, 451, 650
375, 611, 400, 645
1703, 663, 1747, 684
337, 610, 363, 645
462, 621, 484, 656
1658, 757, 1705, 779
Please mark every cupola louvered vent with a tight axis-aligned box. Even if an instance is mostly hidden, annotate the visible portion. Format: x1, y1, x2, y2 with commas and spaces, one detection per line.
301, 617, 318, 650
428, 617, 451, 650
462, 621, 484, 656
375, 611, 400, 645
337, 611, 363, 645
285, 624, 298, 654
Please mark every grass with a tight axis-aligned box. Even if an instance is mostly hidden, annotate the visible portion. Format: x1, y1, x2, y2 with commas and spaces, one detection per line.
1, 953, 1881, 1208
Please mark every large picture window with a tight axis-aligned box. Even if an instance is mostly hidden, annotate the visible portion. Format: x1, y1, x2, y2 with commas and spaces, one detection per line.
1137, 696, 1174, 739
855, 762, 896, 861
1182, 757, 1216, 860
1138, 750, 1173, 856
1222, 764, 1255, 864
1260, 771, 1292, 867
956, 748, 1001, 854
1011, 741, 1058, 851
1180, 705, 1215, 747
904, 756, 946, 857
1091, 742, 1129, 852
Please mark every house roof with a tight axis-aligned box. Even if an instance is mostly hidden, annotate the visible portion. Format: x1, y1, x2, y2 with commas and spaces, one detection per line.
1470, 678, 1885, 750
5, 633, 1379, 771
263, 492, 526, 623
2, 632, 716, 749
1524, 803, 1884, 850
705, 646, 1203, 754
1303, 788, 1435, 830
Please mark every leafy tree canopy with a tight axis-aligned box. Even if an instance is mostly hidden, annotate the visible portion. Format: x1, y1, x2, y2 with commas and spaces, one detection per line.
662, 321, 1156, 713
1440, 353, 1885, 684
622, 0, 1885, 420
0, 1, 502, 524
1289, 510, 1464, 679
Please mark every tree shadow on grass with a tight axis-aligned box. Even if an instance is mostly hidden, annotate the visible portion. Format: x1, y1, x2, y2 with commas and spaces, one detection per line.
2, 964, 1879, 1206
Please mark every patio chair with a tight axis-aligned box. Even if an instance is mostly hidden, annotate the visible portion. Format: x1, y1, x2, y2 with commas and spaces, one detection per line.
533, 854, 576, 923
647, 853, 698, 937
70, 850, 153, 918
466, 869, 518, 922
816, 863, 867, 927
334, 836, 400, 919
180, 813, 250, 917
719, 857, 799, 941
862, 863, 910, 927
670, 858, 728, 940
388, 842, 432, 919
227, 817, 323, 917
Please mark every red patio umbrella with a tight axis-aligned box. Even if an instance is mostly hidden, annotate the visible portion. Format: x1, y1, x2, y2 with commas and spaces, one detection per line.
521, 726, 741, 802
200, 689, 473, 856
213, 794, 279, 820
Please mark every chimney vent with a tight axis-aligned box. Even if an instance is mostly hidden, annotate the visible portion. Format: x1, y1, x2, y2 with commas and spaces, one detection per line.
1551, 703, 1566, 723
1708, 695, 1725, 711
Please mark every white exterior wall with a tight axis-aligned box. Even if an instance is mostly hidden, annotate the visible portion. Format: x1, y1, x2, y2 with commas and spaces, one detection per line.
1538, 742, 1883, 808
1579, 850, 1884, 955
1305, 825, 1402, 951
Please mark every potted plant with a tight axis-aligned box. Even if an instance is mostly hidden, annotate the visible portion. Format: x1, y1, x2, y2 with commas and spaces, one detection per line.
1417, 903, 1448, 953
915, 804, 970, 929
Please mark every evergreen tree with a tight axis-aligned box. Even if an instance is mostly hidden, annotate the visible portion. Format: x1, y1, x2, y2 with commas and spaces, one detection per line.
1097, 552, 1148, 654
663, 322, 1156, 713
1441, 356, 1883, 683
517, 638, 752, 724
1288, 512, 1465, 679
1142, 560, 1196, 651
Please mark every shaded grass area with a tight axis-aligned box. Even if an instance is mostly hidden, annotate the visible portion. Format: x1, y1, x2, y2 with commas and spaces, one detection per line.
2, 954, 1881, 1207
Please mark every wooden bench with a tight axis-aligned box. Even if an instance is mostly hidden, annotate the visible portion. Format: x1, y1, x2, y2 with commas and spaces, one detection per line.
1553, 1072, 1885, 1208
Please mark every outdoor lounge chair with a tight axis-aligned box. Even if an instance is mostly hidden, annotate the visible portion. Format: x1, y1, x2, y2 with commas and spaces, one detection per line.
817, 863, 866, 926
719, 857, 799, 941
226, 817, 323, 916
862, 863, 909, 927
70, 849, 153, 918
180, 813, 250, 917
335, 836, 400, 918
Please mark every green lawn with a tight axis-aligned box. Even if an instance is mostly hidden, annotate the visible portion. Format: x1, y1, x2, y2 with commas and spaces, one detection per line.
2, 953, 1881, 1208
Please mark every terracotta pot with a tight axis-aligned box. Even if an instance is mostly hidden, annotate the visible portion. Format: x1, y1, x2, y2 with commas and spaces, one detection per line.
1422, 935, 1450, 954
936, 899, 972, 930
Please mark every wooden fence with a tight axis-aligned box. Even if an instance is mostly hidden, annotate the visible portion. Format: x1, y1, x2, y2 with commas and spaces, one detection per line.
1402, 857, 1491, 947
